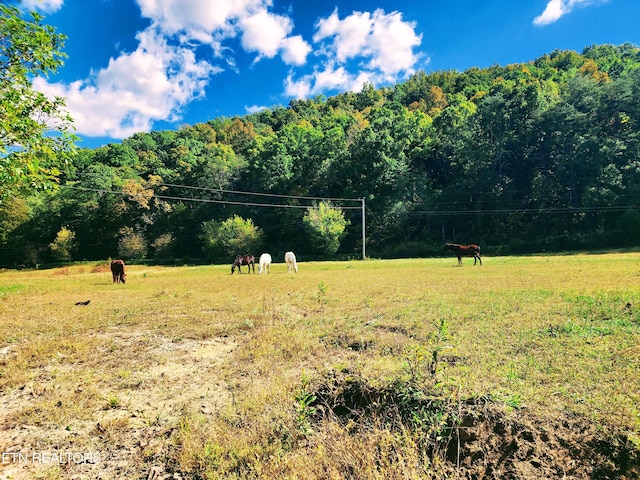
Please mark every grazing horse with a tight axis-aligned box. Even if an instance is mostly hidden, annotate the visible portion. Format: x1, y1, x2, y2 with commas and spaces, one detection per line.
110, 259, 126, 283
444, 243, 482, 266
284, 251, 298, 273
258, 253, 272, 274
231, 254, 255, 274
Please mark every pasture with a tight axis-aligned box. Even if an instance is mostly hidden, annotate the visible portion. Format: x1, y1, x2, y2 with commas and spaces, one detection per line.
0, 253, 639, 479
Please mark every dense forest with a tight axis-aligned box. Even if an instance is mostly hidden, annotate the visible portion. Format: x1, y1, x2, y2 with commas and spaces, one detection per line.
2, 43, 640, 266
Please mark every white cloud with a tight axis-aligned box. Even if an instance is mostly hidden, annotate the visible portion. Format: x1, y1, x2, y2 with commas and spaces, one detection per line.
240, 9, 290, 58
31, 1, 420, 140
34, 28, 217, 139
245, 104, 268, 114
367, 10, 423, 78
135, 0, 310, 65
284, 74, 312, 99
313, 64, 353, 92
35, 0, 312, 139
280, 35, 312, 66
284, 63, 374, 100
136, 0, 261, 36
533, 0, 605, 26
286, 8, 422, 100
315, 10, 373, 63
239, 8, 312, 65
21, 0, 64, 13
314, 8, 421, 73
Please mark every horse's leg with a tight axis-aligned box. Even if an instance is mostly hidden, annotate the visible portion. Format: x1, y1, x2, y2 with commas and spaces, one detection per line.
458, 256, 462, 265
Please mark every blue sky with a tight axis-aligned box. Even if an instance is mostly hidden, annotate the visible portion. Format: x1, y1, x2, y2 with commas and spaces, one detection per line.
19, 0, 640, 148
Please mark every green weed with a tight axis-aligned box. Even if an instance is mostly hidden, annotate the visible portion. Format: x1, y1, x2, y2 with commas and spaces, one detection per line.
295, 372, 317, 438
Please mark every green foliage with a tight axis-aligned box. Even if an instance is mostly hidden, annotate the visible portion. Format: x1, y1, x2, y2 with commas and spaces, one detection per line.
200, 215, 263, 258
404, 319, 449, 386
150, 233, 174, 258
616, 210, 640, 238
3, 43, 640, 265
49, 226, 76, 262
0, 197, 29, 243
295, 372, 317, 438
316, 281, 328, 305
118, 227, 148, 260
303, 202, 349, 256
0, 5, 77, 202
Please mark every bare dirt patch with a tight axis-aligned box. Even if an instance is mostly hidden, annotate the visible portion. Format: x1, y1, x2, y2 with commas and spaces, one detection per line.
310, 370, 640, 479
0, 330, 236, 479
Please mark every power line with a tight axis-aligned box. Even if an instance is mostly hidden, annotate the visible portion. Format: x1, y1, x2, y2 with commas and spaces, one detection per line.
61, 183, 368, 259
159, 182, 361, 203
369, 205, 637, 216
60, 185, 363, 210
60, 185, 636, 216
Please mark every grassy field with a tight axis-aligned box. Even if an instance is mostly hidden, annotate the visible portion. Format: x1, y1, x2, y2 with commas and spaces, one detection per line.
0, 253, 639, 479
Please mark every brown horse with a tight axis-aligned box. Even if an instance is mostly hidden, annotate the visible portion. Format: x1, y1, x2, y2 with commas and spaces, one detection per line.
110, 259, 126, 283
231, 254, 255, 274
444, 243, 482, 266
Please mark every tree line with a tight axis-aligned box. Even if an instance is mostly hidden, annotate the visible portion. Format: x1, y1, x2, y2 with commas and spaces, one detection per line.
1, 8, 639, 266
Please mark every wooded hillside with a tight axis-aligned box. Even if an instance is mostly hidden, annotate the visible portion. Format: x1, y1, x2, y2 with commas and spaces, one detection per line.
2, 43, 639, 266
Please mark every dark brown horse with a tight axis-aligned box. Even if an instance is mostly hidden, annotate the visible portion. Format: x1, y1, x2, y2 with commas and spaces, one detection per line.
231, 254, 255, 274
444, 243, 482, 266
110, 259, 126, 283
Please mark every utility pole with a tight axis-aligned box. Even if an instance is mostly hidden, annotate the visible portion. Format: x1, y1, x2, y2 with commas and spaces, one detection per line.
361, 198, 366, 260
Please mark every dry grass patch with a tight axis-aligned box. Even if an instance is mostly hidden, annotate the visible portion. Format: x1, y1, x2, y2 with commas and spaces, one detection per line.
0, 255, 639, 478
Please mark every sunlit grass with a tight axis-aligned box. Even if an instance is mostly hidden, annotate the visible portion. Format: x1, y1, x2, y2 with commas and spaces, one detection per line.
0, 254, 639, 478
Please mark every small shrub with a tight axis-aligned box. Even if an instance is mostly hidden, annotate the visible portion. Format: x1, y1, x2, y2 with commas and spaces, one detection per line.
200, 215, 263, 258
303, 202, 349, 255
151, 233, 174, 258
118, 227, 148, 259
49, 227, 76, 262
295, 372, 317, 438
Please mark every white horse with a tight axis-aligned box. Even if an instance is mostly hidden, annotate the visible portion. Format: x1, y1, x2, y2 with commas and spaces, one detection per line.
284, 251, 298, 273
258, 253, 272, 274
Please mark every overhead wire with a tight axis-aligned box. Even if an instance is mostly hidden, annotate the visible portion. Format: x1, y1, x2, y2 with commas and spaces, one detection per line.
59, 184, 363, 210
158, 182, 362, 204
59, 185, 638, 216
